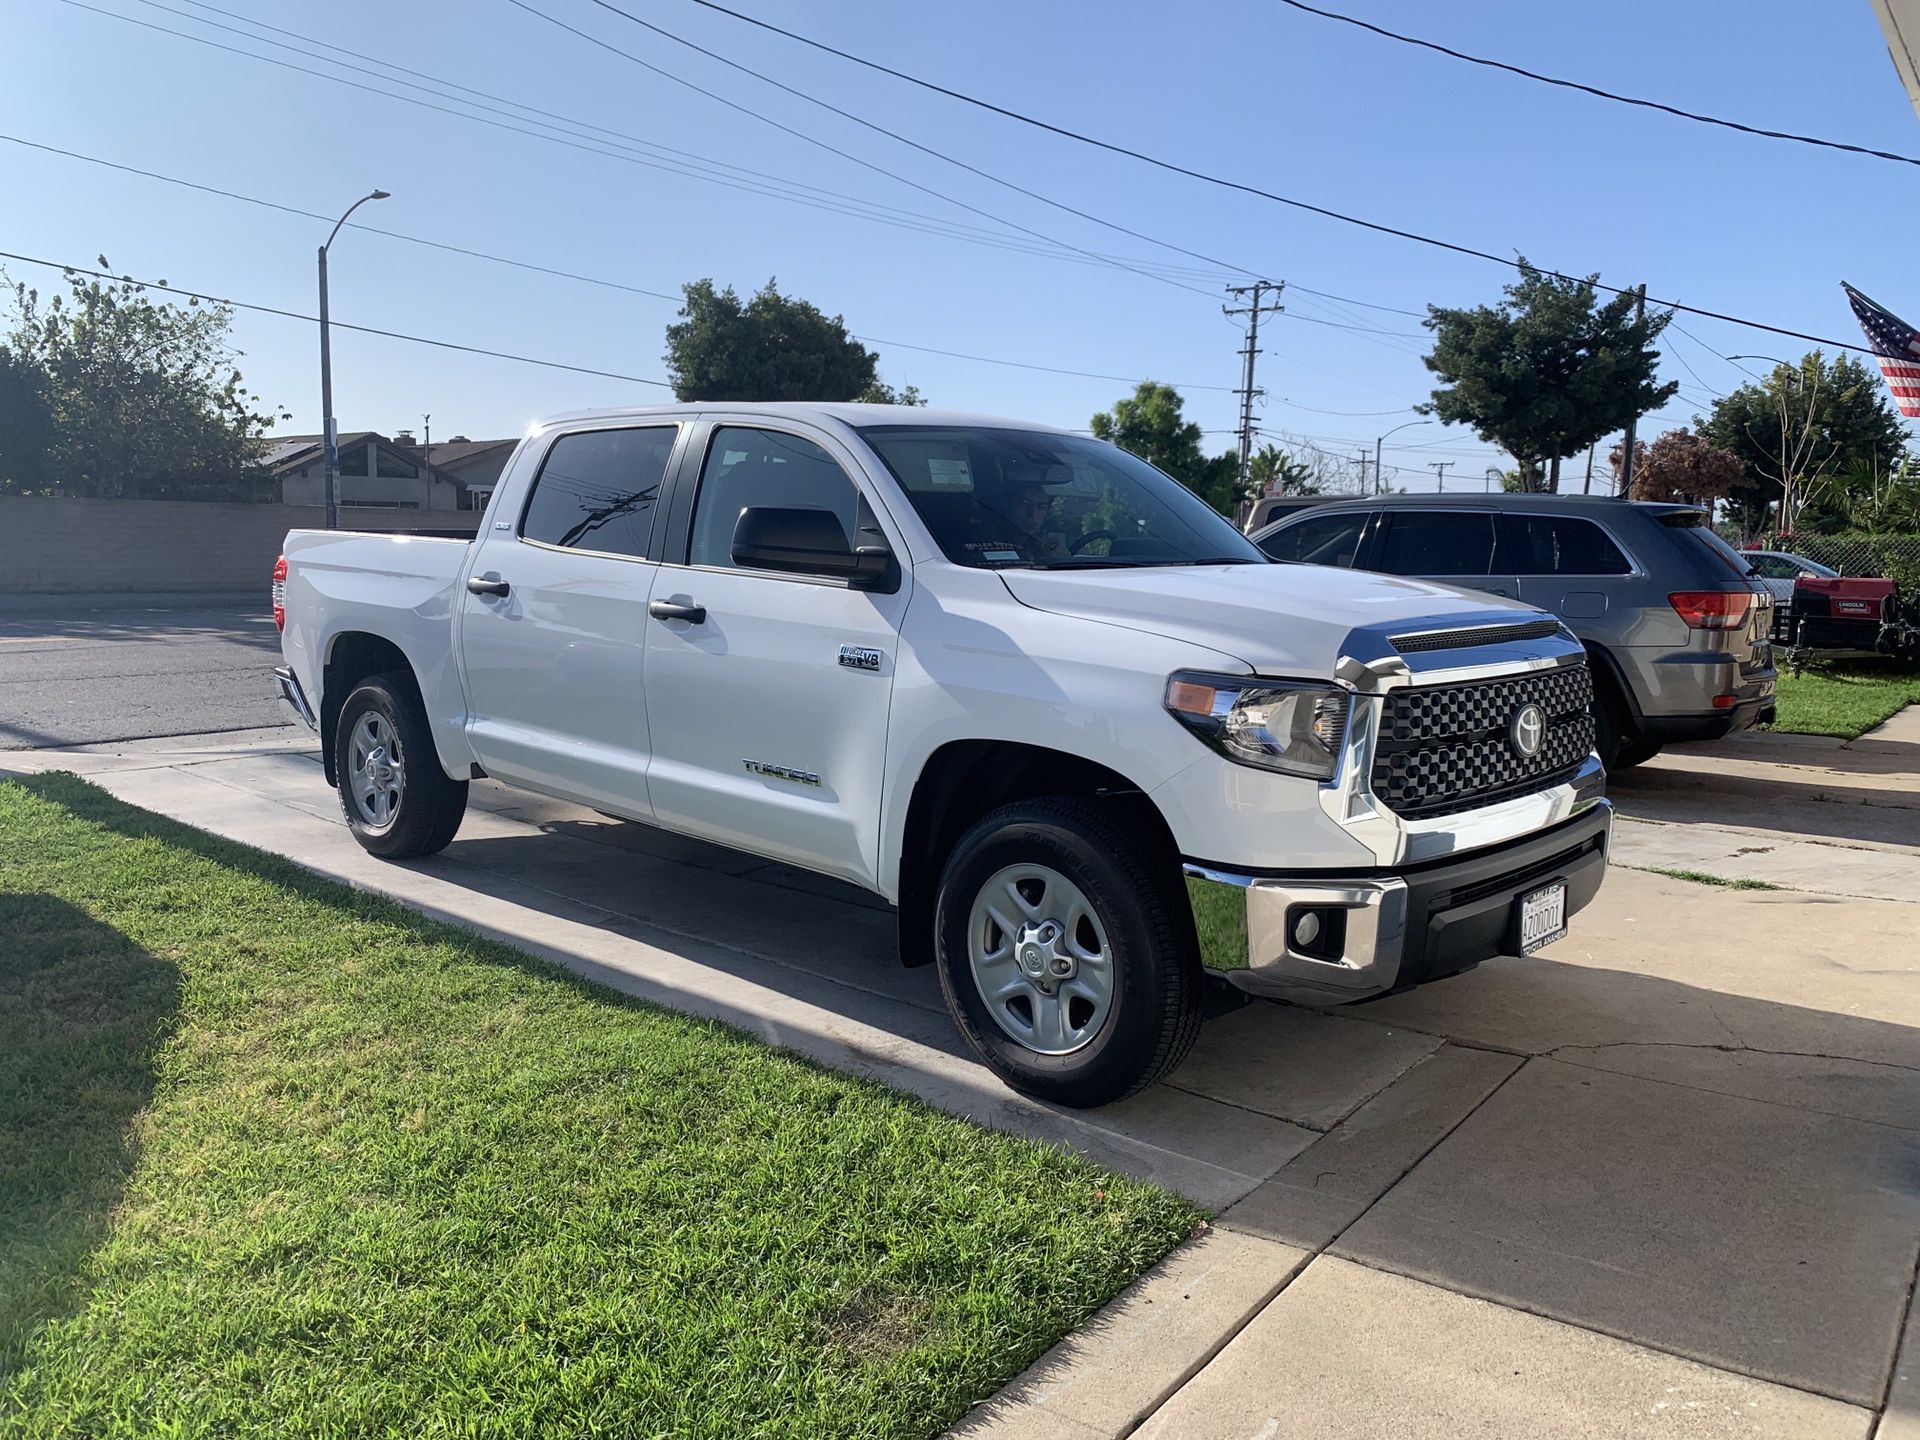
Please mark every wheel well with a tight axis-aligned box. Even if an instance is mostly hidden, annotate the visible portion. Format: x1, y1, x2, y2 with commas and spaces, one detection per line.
1581, 641, 1640, 726
894, 740, 1181, 967
319, 632, 418, 784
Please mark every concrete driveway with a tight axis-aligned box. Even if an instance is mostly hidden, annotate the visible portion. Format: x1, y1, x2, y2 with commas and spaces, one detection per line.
2, 723, 1915, 1439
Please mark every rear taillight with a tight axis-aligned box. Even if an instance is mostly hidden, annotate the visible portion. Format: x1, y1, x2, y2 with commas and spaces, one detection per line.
1669, 590, 1752, 630
272, 553, 288, 632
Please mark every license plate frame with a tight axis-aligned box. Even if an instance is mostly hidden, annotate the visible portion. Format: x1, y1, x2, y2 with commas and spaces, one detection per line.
1515, 879, 1568, 955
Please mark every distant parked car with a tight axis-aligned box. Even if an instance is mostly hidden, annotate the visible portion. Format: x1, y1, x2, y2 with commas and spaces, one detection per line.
1741, 549, 1839, 605
1252, 494, 1777, 770
1242, 493, 1330, 533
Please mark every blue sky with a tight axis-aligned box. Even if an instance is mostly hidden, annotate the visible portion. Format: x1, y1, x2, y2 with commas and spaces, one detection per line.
3, 0, 1914, 492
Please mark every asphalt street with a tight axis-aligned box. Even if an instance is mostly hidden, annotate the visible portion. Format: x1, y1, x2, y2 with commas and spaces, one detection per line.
0, 599, 288, 749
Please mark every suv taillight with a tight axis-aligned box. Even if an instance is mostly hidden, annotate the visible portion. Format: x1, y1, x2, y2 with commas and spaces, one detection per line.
272, 554, 288, 632
1669, 590, 1751, 630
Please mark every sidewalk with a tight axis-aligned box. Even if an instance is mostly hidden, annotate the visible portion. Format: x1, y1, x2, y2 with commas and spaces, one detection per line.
4, 729, 1916, 1439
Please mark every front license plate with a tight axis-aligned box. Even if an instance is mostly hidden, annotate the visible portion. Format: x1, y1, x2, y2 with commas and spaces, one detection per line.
1516, 881, 1568, 954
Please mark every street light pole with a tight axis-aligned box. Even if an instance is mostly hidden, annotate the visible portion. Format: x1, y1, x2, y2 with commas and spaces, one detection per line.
319, 189, 390, 530
1373, 419, 1432, 494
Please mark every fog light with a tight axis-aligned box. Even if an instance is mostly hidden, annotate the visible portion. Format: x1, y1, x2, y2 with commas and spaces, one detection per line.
1283, 905, 1347, 963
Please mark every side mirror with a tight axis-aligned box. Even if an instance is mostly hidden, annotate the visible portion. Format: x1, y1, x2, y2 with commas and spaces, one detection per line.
731, 506, 892, 588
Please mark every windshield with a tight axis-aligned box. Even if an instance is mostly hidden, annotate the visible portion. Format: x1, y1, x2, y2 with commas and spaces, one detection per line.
858, 426, 1265, 569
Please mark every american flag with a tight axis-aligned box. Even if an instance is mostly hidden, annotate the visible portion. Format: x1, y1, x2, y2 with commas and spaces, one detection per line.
1843, 282, 1920, 417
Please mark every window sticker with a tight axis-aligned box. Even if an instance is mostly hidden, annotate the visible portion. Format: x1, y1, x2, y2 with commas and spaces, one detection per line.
926, 457, 973, 489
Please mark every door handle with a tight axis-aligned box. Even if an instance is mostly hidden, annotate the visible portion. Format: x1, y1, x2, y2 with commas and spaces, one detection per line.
466, 576, 510, 597
648, 598, 706, 624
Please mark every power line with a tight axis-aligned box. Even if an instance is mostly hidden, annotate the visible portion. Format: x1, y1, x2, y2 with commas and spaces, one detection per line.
57, 0, 1238, 288
1272, 0, 1920, 171
504, 0, 1228, 302
0, 249, 674, 387
670, 0, 1878, 356
0, 134, 1239, 394
570, 0, 1266, 290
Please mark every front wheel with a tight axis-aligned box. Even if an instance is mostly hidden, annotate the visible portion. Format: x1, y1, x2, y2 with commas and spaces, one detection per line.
933, 797, 1203, 1108
334, 673, 468, 859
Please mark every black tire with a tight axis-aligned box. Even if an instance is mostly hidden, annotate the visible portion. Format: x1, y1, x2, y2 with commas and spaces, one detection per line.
334, 673, 468, 859
1589, 681, 1638, 772
1611, 736, 1664, 770
933, 796, 1203, 1108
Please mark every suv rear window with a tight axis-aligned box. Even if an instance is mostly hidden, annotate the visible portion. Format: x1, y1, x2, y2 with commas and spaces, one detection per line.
1503, 515, 1633, 576
1676, 523, 1759, 583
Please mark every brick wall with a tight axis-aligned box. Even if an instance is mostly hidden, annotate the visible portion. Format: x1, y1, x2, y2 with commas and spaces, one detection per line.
0, 495, 481, 594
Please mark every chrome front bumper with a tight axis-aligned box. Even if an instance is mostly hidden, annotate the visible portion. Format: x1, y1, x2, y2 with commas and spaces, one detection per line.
274, 665, 318, 730
1185, 801, 1613, 1005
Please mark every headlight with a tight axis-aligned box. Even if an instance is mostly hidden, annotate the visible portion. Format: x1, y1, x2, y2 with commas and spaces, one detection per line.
1164, 671, 1350, 780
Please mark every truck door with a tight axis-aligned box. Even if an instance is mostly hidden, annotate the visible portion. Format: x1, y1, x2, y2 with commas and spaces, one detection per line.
457, 423, 682, 817
641, 421, 911, 888
1373, 508, 1516, 598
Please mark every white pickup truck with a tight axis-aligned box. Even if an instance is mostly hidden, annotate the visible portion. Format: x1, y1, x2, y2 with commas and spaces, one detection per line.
275, 403, 1612, 1106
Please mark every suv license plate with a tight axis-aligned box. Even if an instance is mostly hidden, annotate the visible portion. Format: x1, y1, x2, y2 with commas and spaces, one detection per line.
1517, 881, 1568, 955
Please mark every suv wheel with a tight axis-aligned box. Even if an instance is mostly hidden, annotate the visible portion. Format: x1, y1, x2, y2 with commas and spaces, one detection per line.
1589, 681, 1642, 771
933, 797, 1203, 1108
335, 673, 469, 858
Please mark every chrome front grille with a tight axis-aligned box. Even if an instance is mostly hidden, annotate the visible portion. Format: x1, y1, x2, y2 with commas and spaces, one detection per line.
1370, 665, 1595, 819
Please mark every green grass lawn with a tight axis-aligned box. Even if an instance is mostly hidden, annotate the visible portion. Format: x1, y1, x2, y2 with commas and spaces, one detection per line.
1765, 661, 1920, 739
0, 774, 1201, 1439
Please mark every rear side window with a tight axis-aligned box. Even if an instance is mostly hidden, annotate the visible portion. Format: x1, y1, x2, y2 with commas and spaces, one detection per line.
1680, 524, 1759, 582
1502, 515, 1633, 576
1261, 511, 1369, 567
521, 426, 677, 558
1376, 511, 1497, 576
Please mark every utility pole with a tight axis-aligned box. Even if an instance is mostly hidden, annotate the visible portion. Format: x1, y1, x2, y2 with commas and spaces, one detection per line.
1582, 441, 1595, 495
1224, 280, 1286, 521
1617, 284, 1647, 499
1354, 453, 1370, 495
1429, 461, 1454, 492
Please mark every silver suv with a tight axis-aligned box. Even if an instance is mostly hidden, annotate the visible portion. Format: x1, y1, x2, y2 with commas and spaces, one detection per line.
1252, 495, 1777, 769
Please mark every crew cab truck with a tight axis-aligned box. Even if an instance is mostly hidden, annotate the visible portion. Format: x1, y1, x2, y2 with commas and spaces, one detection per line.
276, 404, 1613, 1107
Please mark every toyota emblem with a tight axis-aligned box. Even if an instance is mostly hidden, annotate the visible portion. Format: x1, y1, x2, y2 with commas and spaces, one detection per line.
1508, 703, 1547, 759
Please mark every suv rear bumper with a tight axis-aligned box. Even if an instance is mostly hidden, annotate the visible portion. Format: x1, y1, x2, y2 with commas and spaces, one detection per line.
1636, 687, 1775, 744
1184, 803, 1611, 1005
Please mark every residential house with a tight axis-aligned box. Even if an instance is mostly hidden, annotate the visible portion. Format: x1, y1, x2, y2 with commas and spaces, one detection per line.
269, 429, 515, 511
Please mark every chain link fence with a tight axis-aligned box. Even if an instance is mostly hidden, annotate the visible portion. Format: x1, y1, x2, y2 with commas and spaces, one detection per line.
1749, 534, 1920, 592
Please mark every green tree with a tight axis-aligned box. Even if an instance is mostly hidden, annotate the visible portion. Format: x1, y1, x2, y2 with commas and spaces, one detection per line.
664, 278, 882, 402
856, 379, 926, 406
0, 345, 53, 495
4, 260, 283, 499
1421, 261, 1676, 491
1090, 382, 1240, 515
1698, 351, 1904, 537
1247, 444, 1322, 496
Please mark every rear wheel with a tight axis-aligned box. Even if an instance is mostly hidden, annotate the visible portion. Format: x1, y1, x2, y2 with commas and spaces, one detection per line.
334, 674, 468, 858
933, 797, 1202, 1108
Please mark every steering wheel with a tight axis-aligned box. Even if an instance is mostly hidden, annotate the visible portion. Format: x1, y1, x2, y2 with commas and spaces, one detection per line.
1069, 530, 1119, 555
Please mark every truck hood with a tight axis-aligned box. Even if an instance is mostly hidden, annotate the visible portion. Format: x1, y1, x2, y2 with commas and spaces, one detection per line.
999, 563, 1544, 673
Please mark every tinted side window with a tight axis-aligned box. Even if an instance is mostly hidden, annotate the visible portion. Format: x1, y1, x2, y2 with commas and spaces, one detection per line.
689, 427, 861, 569
1376, 511, 1497, 576
1748, 555, 1796, 579
1261, 512, 1369, 567
521, 426, 676, 559
1503, 515, 1633, 576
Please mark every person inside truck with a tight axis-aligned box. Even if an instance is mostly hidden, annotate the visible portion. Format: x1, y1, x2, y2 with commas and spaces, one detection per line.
1007, 479, 1070, 562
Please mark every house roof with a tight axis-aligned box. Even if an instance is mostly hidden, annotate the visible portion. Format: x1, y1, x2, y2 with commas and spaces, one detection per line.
425, 438, 516, 471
